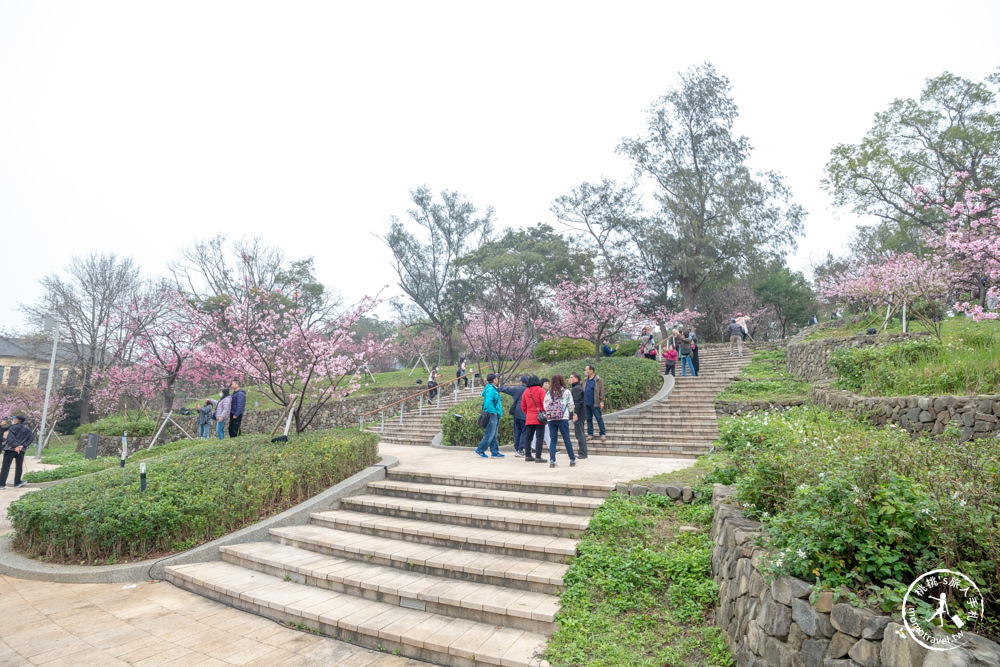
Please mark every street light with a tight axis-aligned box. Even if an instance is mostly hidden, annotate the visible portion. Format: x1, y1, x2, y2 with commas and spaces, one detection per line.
35, 316, 60, 460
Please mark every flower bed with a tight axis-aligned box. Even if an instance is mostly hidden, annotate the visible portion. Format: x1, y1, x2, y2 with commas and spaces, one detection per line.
9, 429, 379, 563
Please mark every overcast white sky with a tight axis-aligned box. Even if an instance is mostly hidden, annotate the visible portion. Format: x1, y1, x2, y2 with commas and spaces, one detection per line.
2, 1, 998, 330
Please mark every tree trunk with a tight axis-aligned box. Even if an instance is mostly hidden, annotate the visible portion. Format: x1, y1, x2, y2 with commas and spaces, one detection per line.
679, 278, 696, 311
163, 383, 176, 414
445, 332, 456, 365
594, 339, 601, 364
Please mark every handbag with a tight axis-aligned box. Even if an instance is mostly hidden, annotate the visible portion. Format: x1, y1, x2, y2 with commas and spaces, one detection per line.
528, 389, 547, 425
476, 410, 491, 428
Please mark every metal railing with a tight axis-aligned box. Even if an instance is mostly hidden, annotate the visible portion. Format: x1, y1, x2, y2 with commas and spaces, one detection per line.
358, 372, 478, 432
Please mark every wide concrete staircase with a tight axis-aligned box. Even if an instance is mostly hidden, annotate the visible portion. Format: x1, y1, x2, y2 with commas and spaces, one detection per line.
586, 345, 752, 458
165, 470, 612, 667
366, 385, 480, 446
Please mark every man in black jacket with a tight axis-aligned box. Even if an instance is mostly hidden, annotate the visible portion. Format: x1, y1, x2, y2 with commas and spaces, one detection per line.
498, 376, 529, 455
568, 373, 588, 458
1, 415, 33, 489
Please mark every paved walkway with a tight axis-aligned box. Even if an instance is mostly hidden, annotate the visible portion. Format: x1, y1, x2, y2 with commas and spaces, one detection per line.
1, 444, 692, 665
0, 455, 58, 535
0, 576, 428, 666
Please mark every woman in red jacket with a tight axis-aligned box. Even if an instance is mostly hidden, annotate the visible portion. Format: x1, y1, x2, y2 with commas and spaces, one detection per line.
519, 376, 548, 463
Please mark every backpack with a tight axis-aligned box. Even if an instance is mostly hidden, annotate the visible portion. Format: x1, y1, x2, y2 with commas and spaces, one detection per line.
545, 391, 566, 421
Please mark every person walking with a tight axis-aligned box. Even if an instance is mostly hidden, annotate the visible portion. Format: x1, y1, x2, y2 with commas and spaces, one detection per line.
197, 399, 217, 438
726, 318, 744, 357
215, 388, 232, 440
499, 376, 529, 455
428, 365, 439, 400
0, 415, 32, 489
583, 365, 606, 443
474, 373, 504, 458
456, 358, 469, 389
568, 372, 588, 458
229, 380, 246, 438
519, 376, 548, 463
543, 374, 577, 468
678, 331, 697, 376
735, 312, 750, 341
663, 344, 677, 376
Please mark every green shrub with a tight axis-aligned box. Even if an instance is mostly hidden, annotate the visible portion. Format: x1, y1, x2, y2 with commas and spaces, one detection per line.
717, 408, 1000, 612
828, 320, 1000, 395
74, 413, 161, 437
25, 438, 207, 483
533, 337, 597, 362
613, 340, 641, 357
440, 393, 514, 447
544, 357, 661, 411
9, 429, 379, 563
543, 493, 731, 666
738, 349, 792, 380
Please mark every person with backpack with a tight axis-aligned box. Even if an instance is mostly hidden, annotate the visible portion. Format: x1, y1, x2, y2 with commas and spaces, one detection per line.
726, 318, 744, 357
678, 331, 697, 376
474, 373, 504, 458
543, 374, 577, 468
519, 376, 548, 463
498, 376, 529, 455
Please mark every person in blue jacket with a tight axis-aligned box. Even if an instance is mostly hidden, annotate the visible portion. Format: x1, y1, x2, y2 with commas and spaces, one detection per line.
229, 380, 246, 438
474, 373, 504, 459
498, 376, 529, 455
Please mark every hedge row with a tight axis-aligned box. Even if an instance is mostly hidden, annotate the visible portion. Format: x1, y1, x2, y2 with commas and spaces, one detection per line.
441, 393, 515, 448
533, 337, 596, 362
25, 438, 205, 483
10, 429, 379, 563
441, 357, 661, 446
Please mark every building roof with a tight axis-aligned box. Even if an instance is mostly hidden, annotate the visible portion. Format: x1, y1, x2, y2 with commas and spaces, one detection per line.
0, 336, 78, 365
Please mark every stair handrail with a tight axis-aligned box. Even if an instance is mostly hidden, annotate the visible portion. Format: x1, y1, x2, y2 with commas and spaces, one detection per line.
358, 372, 477, 431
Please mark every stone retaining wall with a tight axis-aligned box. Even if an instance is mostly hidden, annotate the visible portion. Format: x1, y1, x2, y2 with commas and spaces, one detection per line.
785, 332, 929, 382
715, 399, 808, 416
813, 386, 1000, 441
712, 485, 1000, 666
77, 385, 435, 455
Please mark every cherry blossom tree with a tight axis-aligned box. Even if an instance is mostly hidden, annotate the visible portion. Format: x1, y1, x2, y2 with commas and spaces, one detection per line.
96, 289, 220, 415
544, 276, 647, 362
201, 288, 386, 433
0, 387, 68, 436
917, 182, 1000, 317
821, 254, 952, 339
462, 302, 539, 383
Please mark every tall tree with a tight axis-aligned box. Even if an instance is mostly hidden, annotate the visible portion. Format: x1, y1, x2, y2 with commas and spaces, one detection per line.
456, 224, 592, 320
550, 179, 640, 273
618, 63, 805, 310
751, 264, 817, 339
20, 253, 145, 423
169, 236, 339, 324
824, 70, 1000, 260
380, 186, 494, 364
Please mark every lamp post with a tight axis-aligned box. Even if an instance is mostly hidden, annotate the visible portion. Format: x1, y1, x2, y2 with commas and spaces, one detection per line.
35, 316, 60, 460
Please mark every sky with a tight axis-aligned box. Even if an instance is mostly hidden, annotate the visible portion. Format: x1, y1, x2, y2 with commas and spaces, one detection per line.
1, 1, 998, 331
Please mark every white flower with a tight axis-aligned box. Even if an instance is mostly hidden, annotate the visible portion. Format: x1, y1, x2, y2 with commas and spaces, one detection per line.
775, 558, 783, 567
921, 508, 931, 515
960, 499, 967, 507
797, 484, 807, 492
761, 511, 770, 519
796, 549, 806, 558
896, 627, 907, 638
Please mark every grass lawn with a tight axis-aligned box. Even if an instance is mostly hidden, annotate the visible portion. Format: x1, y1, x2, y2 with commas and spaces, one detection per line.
544, 458, 733, 666
826, 316, 1000, 396
716, 349, 811, 403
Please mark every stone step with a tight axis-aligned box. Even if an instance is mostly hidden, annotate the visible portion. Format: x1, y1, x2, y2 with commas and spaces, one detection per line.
219, 542, 560, 634
339, 494, 590, 537
310, 510, 579, 562
165, 561, 549, 667
269, 524, 568, 594
585, 446, 706, 458
386, 470, 613, 498
366, 480, 602, 516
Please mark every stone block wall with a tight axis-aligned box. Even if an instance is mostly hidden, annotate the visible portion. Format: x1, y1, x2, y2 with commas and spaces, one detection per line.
785, 332, 929, 382
77, 385, 435, 455
812, 387, 1000, 441
711, 485, 1000, 666
715, 399, 808, 416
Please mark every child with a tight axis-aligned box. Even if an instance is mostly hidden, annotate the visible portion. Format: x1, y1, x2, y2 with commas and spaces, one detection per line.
663, 345, 678, 376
